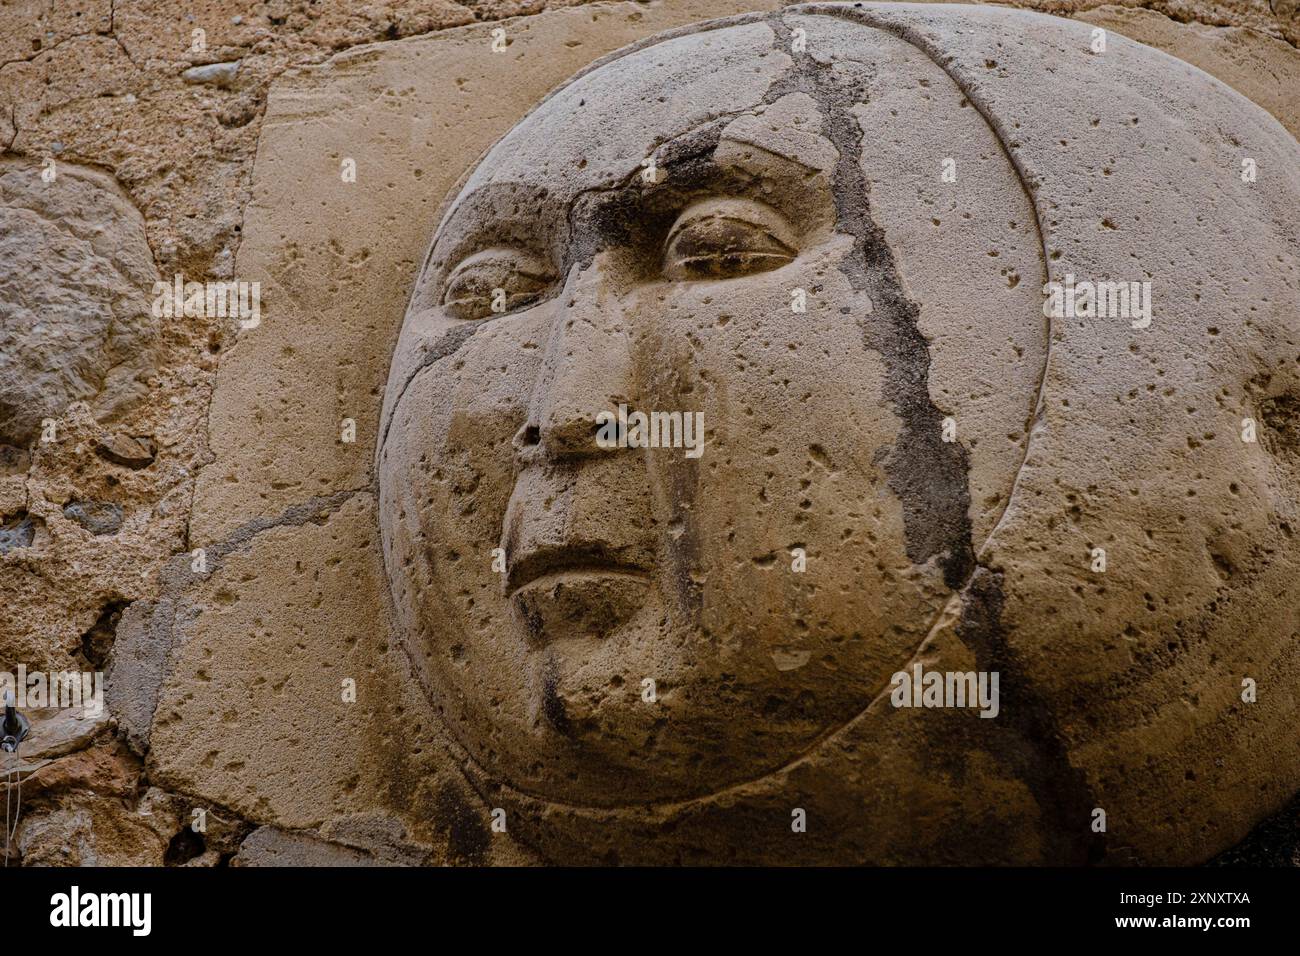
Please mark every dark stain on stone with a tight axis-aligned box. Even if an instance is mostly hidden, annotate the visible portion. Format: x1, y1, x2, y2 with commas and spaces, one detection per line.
957, 567, 1105, 865
568, 120, 769, 281
779, 6, 1111, 865
635, 344, 704, 621
1210, 786, 1300, 866
661, 454, 703, 619
517, 598, 544, 642
541, 657, 571, 736
758, 12, 1105, 863
81, 597, 129, 669
64, 500, 124, 536
765, 12, 975, 590
435, 780, 490, 864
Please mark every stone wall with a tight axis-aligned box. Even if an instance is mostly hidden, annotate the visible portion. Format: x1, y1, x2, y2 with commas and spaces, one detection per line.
1, 0, 1297, 865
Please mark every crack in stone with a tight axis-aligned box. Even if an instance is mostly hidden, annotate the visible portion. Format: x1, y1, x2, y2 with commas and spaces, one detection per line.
766, 11, 976, 588
807, 6, 1056, 527
132, 486, 370, 753
792, 4, 1100, 863
376, 321, 484, 457
202, 485, 370, 573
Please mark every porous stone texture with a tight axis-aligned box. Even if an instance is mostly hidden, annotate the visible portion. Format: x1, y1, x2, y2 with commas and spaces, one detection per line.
3, 710, 197, 867
232, 826, 381, 866
380, 2, 1299, 864
1076, 5, 1300, 139
1, 0, 1298, 866
0, 158, 160, 449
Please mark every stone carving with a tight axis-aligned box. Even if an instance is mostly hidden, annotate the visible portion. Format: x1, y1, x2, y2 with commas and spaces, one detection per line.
379, 3, 1299, 864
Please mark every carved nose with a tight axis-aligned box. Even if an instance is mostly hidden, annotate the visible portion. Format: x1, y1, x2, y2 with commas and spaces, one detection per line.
517, 261, 634, 462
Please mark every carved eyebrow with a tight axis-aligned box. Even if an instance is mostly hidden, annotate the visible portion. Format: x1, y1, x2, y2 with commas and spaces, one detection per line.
423, 144, 827, 300
562, 155, 827, 277
627, 147, 831, 230
438, 218, 550, 271
425, 183, 568, 289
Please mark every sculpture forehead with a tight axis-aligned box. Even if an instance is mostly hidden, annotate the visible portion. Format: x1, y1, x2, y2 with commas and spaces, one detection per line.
451, 20, 797, 207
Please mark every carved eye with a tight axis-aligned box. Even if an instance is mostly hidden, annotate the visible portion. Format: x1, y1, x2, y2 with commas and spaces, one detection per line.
442, 248, 555, 321
662, 198, 798, 281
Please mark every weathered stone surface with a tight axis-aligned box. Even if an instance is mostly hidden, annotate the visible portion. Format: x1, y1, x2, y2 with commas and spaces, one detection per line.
1077, 5, 1300, 140
183, 61, 242, 88
318, 813, 436, 865
147, 493, 432, 829
3, 738, 164, 866
232, 826, 381, 866
0, 514, 35, 553
22, 736, 141, 797
62, 500, 124, 536
96, 433, 158, 469
105, 591, 180, 755
13, 808, 99, 866
13, 790, 175, 867
379, 3, 1299, 864
0, 158, 159, 447
2, 0, 1298, 869
22, 707, 113, 760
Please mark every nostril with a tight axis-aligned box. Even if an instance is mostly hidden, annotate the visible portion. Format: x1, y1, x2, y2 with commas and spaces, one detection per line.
520, 424, 541, 447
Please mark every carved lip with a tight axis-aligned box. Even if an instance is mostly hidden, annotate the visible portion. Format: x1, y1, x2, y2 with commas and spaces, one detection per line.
505, 544, 651, 597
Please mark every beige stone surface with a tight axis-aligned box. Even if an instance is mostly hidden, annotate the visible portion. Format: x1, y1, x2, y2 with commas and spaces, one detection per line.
1077, 5, 1300, 139
231, 825, 383, 865
0, 0, 1297, 866
851, 1, 1298, 863
381, 2, 1298, 863
140, 489, 538, 863
0, 157, 159, 447
148, 492, 403, 828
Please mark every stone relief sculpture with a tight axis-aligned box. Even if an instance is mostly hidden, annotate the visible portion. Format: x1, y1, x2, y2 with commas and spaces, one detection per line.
1, 0, 1298, 877
378, 4, 1300, 864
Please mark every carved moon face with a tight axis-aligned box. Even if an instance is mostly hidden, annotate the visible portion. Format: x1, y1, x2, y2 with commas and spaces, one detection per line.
380, 3, 1299, 864
378, 11, 1047, 808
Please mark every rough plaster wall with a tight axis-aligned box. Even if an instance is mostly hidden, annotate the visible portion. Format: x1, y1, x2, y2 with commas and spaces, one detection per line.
0, 0, 1296, 865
